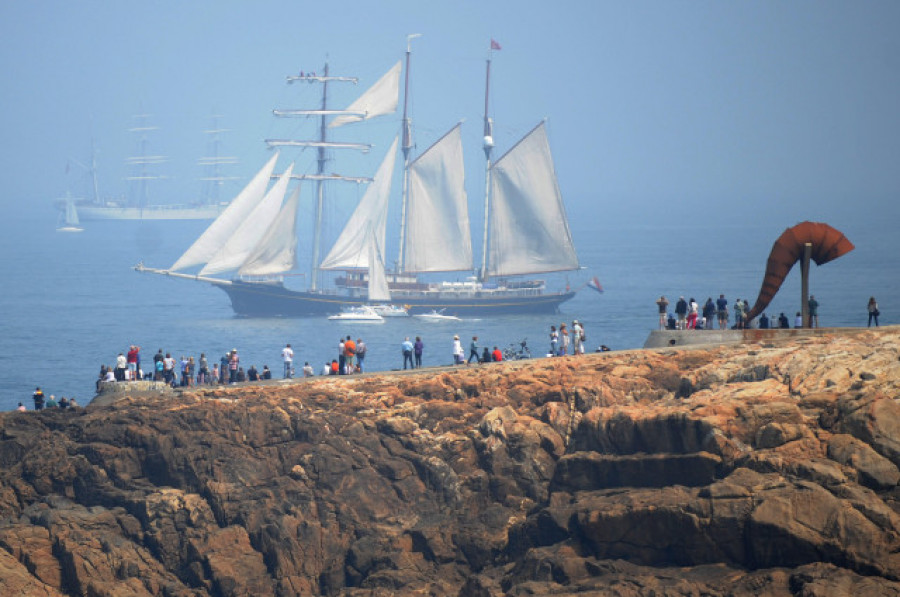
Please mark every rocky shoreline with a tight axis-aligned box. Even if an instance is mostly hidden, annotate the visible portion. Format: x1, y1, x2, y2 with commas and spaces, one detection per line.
1, 327, 899, 595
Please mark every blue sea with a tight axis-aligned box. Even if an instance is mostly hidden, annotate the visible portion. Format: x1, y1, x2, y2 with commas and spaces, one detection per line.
1, 209, 896, 412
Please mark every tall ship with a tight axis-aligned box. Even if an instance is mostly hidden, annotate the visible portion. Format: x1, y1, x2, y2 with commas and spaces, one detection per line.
56, 116, 236, 221
137, 38, 580, 316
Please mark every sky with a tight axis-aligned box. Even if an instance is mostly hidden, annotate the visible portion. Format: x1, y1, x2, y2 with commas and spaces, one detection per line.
2, 0, 899, 226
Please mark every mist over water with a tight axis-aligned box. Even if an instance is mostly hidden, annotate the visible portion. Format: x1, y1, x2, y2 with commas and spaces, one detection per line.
0, 208, 896, 412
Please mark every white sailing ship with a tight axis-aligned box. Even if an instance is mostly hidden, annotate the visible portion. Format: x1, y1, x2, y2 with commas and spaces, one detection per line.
137, 38, 580, 316
58, 117, 235, 221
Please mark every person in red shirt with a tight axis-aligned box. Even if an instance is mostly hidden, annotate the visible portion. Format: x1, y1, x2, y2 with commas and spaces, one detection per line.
492, 346, 503, 362
126, 345, 140, 381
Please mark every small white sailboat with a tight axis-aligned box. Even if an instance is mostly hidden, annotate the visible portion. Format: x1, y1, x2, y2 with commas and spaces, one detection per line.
56, 193, 84, 232
413, 309, 461, 322
327, 305, 385, 322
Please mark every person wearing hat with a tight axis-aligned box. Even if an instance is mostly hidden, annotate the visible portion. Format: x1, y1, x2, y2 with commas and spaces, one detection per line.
452, 335, 464, 365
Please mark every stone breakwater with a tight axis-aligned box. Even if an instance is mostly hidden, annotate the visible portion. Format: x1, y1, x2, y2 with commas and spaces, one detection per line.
1, 329, 900, 596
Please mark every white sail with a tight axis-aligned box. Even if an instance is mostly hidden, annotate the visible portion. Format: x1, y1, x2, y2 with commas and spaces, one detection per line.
486, 122, 579, 277
238, 185, 301, 277
367, 233, 391, 302
65, 197, 80, 226
404, 123, 472, 273
319, 137, 398, 270
171, 153, 279, 271
329, 62, 401, 129
200, 163, 294, 275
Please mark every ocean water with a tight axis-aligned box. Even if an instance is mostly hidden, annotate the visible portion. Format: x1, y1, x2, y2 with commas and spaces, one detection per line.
0, 209, 896, 412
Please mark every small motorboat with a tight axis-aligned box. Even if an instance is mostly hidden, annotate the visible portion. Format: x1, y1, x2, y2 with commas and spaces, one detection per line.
327, 306, 385, 323
412, 309, 461, 322
369, 304, 409, 317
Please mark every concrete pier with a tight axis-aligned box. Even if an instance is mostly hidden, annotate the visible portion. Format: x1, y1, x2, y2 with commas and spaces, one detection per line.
643, 326, 880, 349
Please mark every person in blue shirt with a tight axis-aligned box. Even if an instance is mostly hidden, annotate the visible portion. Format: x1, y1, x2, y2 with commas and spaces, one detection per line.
402, 337, 414, 370
759, 313, 770, 329
468, 336, 480, 364
716, 294, 729, 330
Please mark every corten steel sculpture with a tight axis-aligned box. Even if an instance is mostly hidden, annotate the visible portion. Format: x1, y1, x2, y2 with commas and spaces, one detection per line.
743, 222, 854, 325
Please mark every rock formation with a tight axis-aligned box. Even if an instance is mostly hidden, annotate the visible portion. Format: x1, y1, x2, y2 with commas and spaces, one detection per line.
1, 328, 899, 596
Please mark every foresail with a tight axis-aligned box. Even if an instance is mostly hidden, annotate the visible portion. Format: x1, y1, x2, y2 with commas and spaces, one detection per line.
486, 122, 579, 277
171, 153, 278, 271
238, 186, 301, 277
367, 234, 391, 302
404, 123, 473, 273
329, 61, 401, 129
200, 163, 294, 275
319, 137, 398, 270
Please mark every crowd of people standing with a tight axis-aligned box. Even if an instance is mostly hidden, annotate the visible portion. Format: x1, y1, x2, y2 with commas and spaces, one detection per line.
655, 294, 882, 330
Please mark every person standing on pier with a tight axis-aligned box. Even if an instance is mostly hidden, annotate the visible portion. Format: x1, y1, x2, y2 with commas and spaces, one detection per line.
808, 295, 819, 328
675, 297, 688, 330
656, 296, 669, 330
716, 294, 729, 330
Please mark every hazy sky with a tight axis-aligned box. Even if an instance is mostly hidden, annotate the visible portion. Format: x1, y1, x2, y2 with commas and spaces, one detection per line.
2, 0, 899, 224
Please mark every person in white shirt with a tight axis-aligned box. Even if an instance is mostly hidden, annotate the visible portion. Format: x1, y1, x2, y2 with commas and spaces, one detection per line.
282, 343, 294, 378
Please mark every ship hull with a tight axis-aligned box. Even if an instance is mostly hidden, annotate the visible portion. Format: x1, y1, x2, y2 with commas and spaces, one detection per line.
68, 205, 225, 221
214, 280, 575, 317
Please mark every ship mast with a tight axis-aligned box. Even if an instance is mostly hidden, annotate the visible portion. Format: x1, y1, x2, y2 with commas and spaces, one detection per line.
397, 33, 421, 274
480, 49, 496, 282
266, 63, 373, 290
310, 63, 330, 291
198, 115, 239, 206
126, 114, 167, 216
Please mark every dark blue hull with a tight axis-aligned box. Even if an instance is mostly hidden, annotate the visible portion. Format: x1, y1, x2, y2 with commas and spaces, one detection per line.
214, 281, 575, 317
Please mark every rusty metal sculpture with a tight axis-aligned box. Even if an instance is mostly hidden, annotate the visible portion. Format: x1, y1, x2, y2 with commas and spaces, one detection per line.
743, 221, 854, 323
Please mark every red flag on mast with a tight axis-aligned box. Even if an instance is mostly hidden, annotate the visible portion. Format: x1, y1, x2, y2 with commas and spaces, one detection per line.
490, 39, 502, 51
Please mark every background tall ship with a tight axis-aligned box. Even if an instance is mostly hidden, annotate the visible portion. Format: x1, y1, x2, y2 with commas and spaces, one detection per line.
137, 37, 581, 316
56, 116, 237, 221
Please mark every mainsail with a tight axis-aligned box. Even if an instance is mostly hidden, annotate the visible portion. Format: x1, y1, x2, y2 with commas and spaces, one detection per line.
170, 153, 279, 271
403, 123, 472, 273
319, 137, 399, 270
486, 122, 579, 277
329, 61, 402, 129
200, 163, 294, 275
238, 185, 301, 277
